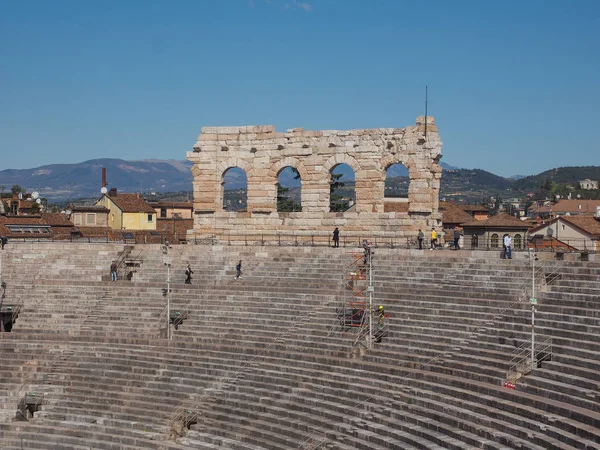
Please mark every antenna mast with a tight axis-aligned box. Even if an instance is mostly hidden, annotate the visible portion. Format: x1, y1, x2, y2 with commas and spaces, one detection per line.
424, 85, 428, 139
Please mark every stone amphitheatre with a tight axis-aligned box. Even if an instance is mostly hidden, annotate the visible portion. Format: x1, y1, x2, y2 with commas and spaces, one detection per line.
1, 117, 600, 450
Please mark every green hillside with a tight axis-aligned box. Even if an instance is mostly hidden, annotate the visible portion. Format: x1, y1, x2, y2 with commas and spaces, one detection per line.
512, 166, 600, 191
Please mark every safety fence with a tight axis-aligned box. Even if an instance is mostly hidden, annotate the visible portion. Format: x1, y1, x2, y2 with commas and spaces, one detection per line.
3, 232, 598, 253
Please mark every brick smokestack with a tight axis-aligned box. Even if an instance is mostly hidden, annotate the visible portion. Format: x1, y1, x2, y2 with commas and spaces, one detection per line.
102, 167, 107, 188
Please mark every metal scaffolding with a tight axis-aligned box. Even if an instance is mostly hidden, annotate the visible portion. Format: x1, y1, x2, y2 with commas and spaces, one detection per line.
329, 241, 376, 350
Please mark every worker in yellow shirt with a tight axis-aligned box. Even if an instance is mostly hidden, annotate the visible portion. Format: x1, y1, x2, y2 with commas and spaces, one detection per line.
430, 228, 437, 250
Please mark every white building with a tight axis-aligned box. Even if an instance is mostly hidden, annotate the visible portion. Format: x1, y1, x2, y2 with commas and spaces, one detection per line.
579, 179, 598, 190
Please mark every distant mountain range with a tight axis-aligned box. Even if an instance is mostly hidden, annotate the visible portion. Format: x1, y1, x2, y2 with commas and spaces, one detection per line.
0, 159, 194, 200
0, 158, 598, 202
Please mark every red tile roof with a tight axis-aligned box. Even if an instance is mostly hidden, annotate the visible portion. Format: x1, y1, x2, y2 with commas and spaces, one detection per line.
40, 212, 73, 226
460, 204, 490, 212
71, 205, 110, 212
529, 215, 600, 237
528, 236, 579, 251
106, 194, 156, 213
148, 201, 193, 209
462, 213, 532, 229
562, 215, 600, 236
439, 202, 472, 225
536, 199, 600, 215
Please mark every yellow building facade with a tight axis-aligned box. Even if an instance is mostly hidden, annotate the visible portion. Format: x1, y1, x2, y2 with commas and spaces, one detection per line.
95, 190, 157, 231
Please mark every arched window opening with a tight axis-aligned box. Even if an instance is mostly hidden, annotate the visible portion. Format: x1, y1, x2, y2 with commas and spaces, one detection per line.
491, 233, 499, 248
514, 234, 522, 249
277, 167, 302, 212
222, 167, 247, 212
330, 164, 355, 212
384, 163, 410, 198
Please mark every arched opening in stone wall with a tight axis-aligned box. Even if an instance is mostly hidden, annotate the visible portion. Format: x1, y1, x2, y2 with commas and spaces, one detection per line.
277, 167, 302, 212
222, 167, 247, 212
385, 163, 410, 198
330, 164, 355, 212
384, 163, 410, 212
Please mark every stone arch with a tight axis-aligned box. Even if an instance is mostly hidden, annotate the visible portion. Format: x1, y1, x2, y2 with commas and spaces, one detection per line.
217, 158, 251, 213
270, 158, 307, 213
328, 163, 356, 213
221, 167, 248, 212
377, 155, 418, 213
322, 154, 361, 175
269, 157, 309, 181
217, 157, 253, 177
322, 154, 363, 212
379, 155, 417, 182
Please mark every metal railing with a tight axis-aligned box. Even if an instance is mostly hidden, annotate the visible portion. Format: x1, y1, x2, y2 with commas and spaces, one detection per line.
506, 337, 552, 383
189, 232, 430, 249
297, 431, 328, 450
5, 231, 598, 253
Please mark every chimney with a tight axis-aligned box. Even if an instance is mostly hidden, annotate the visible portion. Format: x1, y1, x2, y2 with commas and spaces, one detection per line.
108, 188, 117, 197
102, 167, 107, 188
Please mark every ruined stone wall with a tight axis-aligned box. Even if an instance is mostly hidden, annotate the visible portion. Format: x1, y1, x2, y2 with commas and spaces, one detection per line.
186, 116, 442, 239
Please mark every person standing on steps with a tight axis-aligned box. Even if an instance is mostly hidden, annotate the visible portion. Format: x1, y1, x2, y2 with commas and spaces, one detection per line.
185, 264, 194, 284
234, 260, 242, 280
430, 228, 437, 250
417, 229, 424, 250
110, 261, 118, 282
503, 234, 512, 260
0, 236, 7, 250
332, 227, 340, 248
453, 227, 462, 250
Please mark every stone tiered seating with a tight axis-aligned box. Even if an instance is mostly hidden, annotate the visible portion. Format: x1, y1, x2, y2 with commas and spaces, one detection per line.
1, 242, 600, 449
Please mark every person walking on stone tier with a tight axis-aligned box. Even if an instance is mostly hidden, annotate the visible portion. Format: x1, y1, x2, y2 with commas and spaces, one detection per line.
417, 229, 424, 250
0, 236, 6, 250
185, 264, 194, 284
332, 227, 340, 248
110, 261, 118, 282
234, 260, 242, 280
430, 228, 437, 250
453, 227, 462, 250
503, 234, 512, 260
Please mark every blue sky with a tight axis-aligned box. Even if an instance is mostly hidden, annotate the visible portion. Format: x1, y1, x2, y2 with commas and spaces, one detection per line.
1, 0, 599, 177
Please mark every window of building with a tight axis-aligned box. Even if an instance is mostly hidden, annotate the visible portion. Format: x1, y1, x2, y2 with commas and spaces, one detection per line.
86, 213, 96, 225
147, 214, 153, 222
6, 225, 51, 234
514, 234, 522, 249
74, 213, 83, 226
160, 208, 167, 218
490, 233, 499, 248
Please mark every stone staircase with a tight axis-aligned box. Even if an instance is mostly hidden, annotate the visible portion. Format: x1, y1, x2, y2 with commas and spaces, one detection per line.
0, 242, 599, 449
